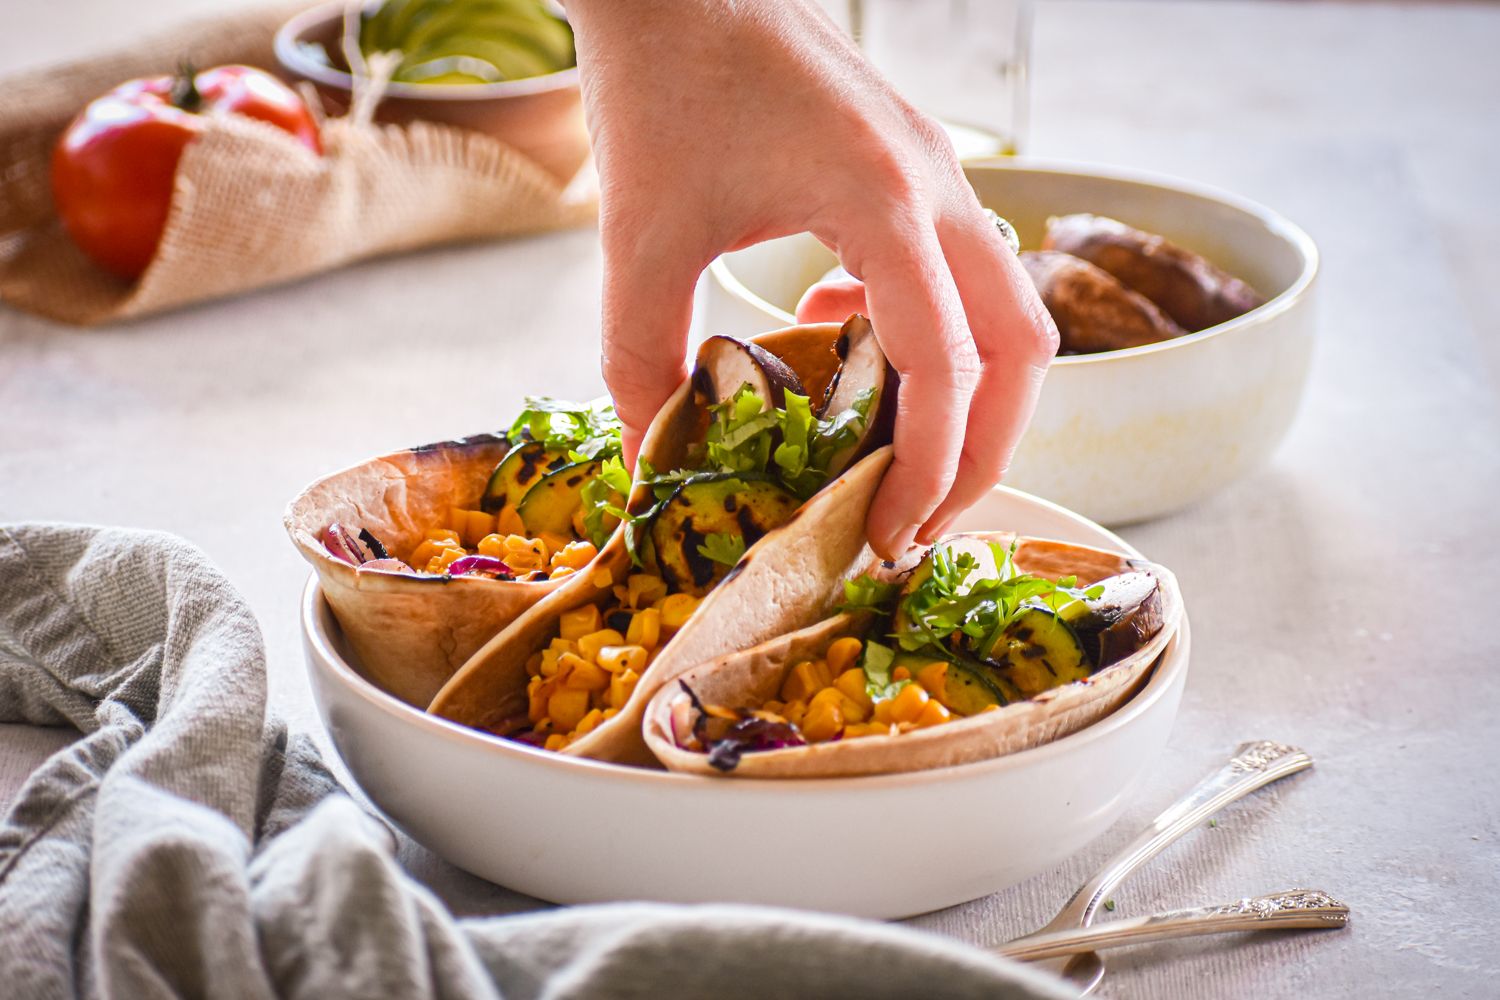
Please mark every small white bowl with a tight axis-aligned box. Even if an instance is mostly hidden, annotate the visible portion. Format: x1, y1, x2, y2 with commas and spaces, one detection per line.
705, 160, 1319, 525
303, 485, 1190, 919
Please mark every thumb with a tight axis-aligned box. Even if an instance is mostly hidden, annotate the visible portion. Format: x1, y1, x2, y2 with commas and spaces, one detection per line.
600, 233, 702, 466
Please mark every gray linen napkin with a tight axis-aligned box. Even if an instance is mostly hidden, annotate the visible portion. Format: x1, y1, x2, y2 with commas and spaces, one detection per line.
0, 523, 1070, 1000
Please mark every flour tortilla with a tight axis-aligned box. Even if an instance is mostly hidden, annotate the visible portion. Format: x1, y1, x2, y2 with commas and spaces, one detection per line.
284, 434, 569, 707
642, 532, 1183, 778
427, 320, 892, 765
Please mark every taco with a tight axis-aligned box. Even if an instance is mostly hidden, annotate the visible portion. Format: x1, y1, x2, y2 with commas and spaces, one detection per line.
643, 532, 1182, 778
428, 317, 897, 765
284, 400, 627, 707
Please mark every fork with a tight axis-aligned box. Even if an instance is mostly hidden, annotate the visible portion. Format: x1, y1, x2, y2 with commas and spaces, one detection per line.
998, 740, 1314, 996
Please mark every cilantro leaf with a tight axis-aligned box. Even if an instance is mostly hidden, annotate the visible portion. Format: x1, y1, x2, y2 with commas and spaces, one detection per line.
860, 640, 910, 702
839, 574, 900, 614
578, 455, 632, 548
892, 539, 1102, 662
507, 398, 623, 460
697, 532, 747, 567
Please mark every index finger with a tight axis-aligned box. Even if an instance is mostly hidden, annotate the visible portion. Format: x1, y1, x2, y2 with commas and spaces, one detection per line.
838, 213, 980, 559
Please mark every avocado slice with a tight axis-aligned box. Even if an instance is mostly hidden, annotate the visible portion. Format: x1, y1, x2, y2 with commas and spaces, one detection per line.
480, 441, 572, 513
648, 474, 801, 596
516, 459, 601, 537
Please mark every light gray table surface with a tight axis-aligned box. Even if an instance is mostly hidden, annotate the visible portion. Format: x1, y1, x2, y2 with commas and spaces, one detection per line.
2, 1, 1496, 996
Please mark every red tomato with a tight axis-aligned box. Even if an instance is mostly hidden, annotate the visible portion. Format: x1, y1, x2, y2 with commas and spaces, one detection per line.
51, 65, 321, 280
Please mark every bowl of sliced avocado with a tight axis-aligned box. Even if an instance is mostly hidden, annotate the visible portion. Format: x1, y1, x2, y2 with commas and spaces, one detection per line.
275, 0, 589, 181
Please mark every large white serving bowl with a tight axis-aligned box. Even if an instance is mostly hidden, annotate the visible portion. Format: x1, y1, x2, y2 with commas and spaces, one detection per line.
303, 485, 1190, 919
705, 159, 1319, 525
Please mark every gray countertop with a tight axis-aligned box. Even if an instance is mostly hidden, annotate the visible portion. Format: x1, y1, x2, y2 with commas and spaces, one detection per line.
3, 1, 1497, 996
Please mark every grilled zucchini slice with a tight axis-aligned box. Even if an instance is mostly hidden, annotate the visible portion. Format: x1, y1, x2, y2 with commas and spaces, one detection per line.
984, 606, 1089, 697
516, 459, 601, 537
648, 474, 801, 596
481, 441, 571, 513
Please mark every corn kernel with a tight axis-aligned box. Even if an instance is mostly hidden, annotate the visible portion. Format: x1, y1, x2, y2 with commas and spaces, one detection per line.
889, 683, 930, 725
597, 644, 648, 675
525, 652, 544, 678
544, 733, 568, 752
915, 698, 953, 729
608, 668, 640, 709
826, 636, 864, 674
549, 637, 578, 654
783, 699, 808, 727
539, 649, 561, 677
539, 531, 571, 556
891, 665, 912, 682
626, 608, 662, 650
801, 695, 844, 743
659, 593, 699, 630
781, 660, 823, 702
627, 574, 668, 608
503, 534, 548, 570
872, 698, 896, 726
915, 661, 948, 700
407, 538, 459, 569
834, 668, 873, 715
448, 507, 467, 532
547, 688, 590, 732
551, 540, 598, 571
578, 628, 625, 663
555, 650, 590, 682
550, 566, 576, 579
559, 605, 602, 641
562, 656, 610, 692
575, 708, 605, 735
527, 677, 548, 722
592, 567, 614, 588
477, 533, 507, 558
496, 506, 526, 536
602, 707, 619, 720
434, 546, 468, 572
463, 510, 495, 547
426, 528, 461, 544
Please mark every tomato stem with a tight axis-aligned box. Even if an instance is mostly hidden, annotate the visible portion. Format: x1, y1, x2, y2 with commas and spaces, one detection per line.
169, 62, 202, 112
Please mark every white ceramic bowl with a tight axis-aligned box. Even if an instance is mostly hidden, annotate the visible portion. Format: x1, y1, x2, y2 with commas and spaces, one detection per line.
303, 485, 1190, 919
705, 159, 1319, 525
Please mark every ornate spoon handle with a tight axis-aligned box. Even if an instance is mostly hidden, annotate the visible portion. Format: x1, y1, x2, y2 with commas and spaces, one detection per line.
1026, 740, 1313, 938
997, 889, 1349, 962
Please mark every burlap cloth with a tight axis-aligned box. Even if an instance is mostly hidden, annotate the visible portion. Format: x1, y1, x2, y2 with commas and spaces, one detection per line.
0, 3, 598, 326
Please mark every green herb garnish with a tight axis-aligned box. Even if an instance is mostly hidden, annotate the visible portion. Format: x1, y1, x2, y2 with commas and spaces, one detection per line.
896, 540, 1103, 659
616, 383, 876, 565
697, 532, 747, 567
508, 398, 622, 462
839, 575, 900, 614
859, 640, 910, 702
579, 454, 632, 547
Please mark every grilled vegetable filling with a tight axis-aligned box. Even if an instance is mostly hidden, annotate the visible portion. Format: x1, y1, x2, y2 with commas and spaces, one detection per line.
497, 331, 886, 753
676, 538, 1165, 770
320, 398, 627, 581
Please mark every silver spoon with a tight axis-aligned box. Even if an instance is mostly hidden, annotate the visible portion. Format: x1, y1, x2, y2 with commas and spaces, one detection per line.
996, 888, 1347, 962
1000, 740, 1313, 995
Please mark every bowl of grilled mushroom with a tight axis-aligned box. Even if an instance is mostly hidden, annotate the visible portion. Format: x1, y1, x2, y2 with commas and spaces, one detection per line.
705, 159, 1319, 525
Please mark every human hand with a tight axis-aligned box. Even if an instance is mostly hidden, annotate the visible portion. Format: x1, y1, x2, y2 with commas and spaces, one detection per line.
567, 0, 1058, 559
